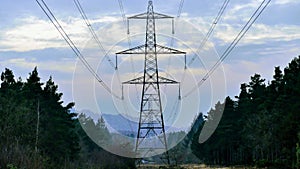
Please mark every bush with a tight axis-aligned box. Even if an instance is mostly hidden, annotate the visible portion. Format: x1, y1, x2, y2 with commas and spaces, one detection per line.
0, 144, 46, 169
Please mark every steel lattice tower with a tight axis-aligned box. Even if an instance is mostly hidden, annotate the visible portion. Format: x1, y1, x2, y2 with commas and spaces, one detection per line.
116, 0, 186, 163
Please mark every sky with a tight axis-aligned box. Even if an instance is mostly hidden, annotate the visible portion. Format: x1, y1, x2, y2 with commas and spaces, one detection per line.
0, 0, 300, 129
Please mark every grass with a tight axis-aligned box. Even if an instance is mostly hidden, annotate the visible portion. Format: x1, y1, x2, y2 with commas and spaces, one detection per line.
137, 164, 259, 169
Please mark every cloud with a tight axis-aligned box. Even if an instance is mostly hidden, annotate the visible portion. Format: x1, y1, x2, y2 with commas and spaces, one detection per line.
5, 8, 299, 58
1, 0, 299, 115
213, 23, 300, 45
0, 57, 75, 73
221, 0, 299, 23
243, 24, 300, 44
221, 0, 261, 23
0, 15, 122, 52
0, 16, 67, 52
273, 0, 300, 5
180, 1, 300, 47
181, 14, 298, 48
222, 52, 298, 96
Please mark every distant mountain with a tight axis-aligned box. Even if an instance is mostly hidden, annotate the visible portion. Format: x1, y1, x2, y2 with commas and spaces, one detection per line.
102, 113, 139, 137
77, 109, 186, 137
102, 114, 185, 136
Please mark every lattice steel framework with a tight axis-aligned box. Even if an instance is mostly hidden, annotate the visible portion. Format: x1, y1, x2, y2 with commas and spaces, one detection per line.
116, 0, 186, 163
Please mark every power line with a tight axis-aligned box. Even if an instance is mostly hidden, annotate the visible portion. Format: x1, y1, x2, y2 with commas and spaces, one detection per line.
117, 0, 140, 101
183, 0, 271, 98
177, 0, 185, 18
116, 0, 141, 134
74, 0, 115, 69
117, 0, 126, 24
165, 0, 185, 90
169, 0, 185, 47
74, 0, 134, 132
36, 0, 122, 99
117, 0, 132, 47
178, 0, 229, 97
188, 0, 230, 66
73, 0, 134, 132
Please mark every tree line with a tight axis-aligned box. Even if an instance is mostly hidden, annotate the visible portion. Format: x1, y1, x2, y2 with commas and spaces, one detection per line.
1, 55, 300, 168
191, 56, 300, 168
0, 67, 135, 169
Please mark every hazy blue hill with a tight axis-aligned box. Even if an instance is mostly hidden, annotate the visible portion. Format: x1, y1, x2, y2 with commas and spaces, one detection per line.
78, 109, 187, 137
102, 113, 139, 137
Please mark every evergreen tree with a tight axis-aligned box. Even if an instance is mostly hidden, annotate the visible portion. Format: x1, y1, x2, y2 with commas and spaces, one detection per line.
77, 113, 136, 168
191, 56, 300, 168
39, 76, 79, 162
0, 68, 80, 168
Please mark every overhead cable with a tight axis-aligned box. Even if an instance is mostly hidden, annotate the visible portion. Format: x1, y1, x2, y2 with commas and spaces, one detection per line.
188, 0, 230, 66
183, 0, 271, 98
36, 0, 122, 99
74, 0, 115, 68
117, 0, 140, 101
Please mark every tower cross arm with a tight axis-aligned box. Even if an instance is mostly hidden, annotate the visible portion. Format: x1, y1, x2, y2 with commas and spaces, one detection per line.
128, 12, 173, 19
116, 44, 186, 55
123, 75, 179, 84
116, 44, 146, 54
157, 76, 179, 84
156, 44, 186, 54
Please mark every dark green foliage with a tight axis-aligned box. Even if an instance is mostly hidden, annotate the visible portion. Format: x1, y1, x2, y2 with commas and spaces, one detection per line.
76, 114, 136, 169
191, 55, 300, 168
0, 67, 136, 169
137, 114, 204, 166
192, 97, 240, 165
0, 67, 79, 168
296, 133, 300, 169
160, 113, 204, 165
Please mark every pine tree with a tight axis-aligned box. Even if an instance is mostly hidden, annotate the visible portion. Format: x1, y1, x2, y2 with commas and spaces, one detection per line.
0, 68, 80, 168
39, 76, 79, 162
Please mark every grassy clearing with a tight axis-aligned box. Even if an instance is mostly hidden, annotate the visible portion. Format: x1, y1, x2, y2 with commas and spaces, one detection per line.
137, 164, 257, 169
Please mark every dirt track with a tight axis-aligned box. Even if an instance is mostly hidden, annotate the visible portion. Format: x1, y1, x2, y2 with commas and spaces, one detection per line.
137, 164, 256, 169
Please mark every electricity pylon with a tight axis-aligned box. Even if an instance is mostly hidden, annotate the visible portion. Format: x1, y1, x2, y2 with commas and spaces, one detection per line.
116, 0, 186, 163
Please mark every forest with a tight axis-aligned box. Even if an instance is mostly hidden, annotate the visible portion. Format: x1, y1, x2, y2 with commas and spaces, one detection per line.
0, 55, 299, 169
0, 67, 135, 169
191, 56, 300, 168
